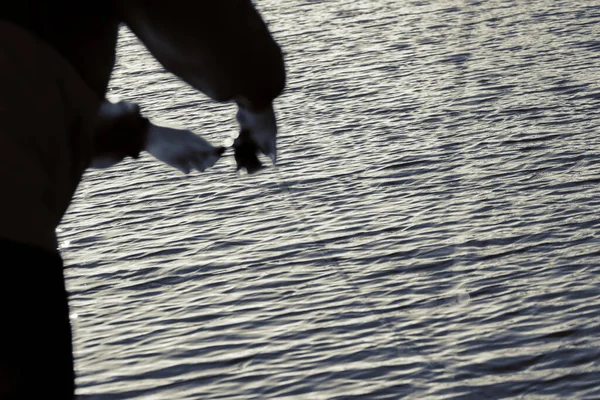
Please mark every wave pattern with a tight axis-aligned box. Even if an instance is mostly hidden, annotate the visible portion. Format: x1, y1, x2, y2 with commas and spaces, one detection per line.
59, 0, 600, 398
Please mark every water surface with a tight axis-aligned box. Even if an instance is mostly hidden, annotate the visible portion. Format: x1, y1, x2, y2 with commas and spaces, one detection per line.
60, 0, 600, 398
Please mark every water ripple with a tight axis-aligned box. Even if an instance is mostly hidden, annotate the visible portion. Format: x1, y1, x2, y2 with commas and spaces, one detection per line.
59, 0, 600, 398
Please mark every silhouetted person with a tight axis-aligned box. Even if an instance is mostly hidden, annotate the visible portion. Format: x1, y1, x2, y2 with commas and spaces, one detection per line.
0, 1, 285, 398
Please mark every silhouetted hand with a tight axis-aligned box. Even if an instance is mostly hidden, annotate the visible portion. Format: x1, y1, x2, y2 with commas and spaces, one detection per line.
233, 129, 263, 174
234, 103, 278, 173
146, 124, 225, 174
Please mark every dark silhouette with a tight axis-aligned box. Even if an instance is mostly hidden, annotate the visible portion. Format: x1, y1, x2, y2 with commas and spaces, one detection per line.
0, 1, 285, 398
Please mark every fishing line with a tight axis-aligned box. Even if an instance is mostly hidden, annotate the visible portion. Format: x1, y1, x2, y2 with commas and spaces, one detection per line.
267, 167, 496, 400
267, 165, 431, 362
223, 146, 466, 382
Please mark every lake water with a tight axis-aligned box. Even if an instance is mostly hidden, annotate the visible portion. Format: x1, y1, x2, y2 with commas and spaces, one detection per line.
59, 0, 600, 398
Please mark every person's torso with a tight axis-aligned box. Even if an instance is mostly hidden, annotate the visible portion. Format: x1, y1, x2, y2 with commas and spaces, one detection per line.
0, 0, 119, 98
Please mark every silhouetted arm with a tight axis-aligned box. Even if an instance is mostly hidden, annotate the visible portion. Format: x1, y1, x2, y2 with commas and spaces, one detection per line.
91, 100, 224, 173
115, 1, 286, 110
91, 101, 149, 168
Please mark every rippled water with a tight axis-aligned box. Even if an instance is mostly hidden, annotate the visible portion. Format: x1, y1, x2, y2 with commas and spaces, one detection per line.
59, 0, 600, 398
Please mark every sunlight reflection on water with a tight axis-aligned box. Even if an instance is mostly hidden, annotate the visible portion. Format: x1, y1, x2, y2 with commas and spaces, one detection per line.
60, 0, 600, 398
